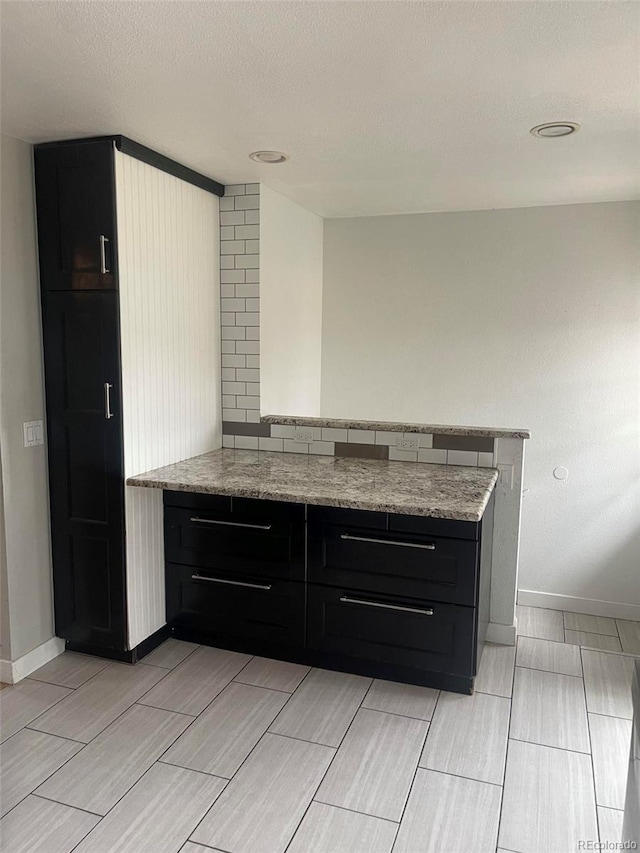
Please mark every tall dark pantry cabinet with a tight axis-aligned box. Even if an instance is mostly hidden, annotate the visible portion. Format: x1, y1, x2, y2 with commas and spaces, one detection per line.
35, 136, 223, 660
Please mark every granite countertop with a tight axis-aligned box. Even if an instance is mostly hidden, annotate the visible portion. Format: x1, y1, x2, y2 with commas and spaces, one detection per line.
127, 449, 498, 522
262, 414, 530, 440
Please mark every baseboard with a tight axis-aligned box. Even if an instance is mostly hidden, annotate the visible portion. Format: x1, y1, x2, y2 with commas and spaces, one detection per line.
518, 589, 640, 622
0, 636, 66, 684
486, 621, 517, 646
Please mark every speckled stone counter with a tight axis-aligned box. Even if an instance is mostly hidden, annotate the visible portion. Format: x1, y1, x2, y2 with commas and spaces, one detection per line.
128, 448, 498, 522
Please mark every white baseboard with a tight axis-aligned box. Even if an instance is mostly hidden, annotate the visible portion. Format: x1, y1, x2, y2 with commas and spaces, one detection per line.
518, 589, 640, 622
0, 636, 65, 685
487, 622, 517, 646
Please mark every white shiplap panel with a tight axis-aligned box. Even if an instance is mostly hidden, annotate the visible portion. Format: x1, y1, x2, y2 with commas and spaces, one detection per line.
116, 151, 221, 648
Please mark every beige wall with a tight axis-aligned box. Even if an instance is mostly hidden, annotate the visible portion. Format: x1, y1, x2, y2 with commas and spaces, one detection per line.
0, 133, 55, 661
321, 202, 640, 612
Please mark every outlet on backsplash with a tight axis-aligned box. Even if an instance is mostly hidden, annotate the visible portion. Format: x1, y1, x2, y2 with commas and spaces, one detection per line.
294, 427, 316, 443
396, 435, 419, 451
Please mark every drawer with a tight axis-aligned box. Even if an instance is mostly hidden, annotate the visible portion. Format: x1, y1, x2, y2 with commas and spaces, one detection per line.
166, 562, 304, 648
307, 583, 476, 677
308, 504, 480, 541
308, 522, 479, 606
165, 503, 304, 582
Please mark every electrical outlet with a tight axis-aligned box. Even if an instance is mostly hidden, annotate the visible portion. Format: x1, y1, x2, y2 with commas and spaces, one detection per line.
293, 428, 315, 443
396, 435, 419, 452
23, 420, 44, 447
498, 464, 514, 489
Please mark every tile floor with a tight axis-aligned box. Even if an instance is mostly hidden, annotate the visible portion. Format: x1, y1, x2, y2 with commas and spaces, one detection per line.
0, 605, 637, 853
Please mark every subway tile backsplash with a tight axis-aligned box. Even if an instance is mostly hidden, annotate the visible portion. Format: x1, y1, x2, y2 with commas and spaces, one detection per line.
219, 184, 494, 468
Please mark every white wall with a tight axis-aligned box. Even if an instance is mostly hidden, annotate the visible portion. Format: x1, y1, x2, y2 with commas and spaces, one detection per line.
0, 134, 56, 662
261, 185, 323, 416
321, 202, 640, 611
116, 151, 221, 648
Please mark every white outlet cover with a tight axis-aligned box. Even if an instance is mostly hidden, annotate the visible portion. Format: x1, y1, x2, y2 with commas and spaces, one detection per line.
23, 420, 44, 447
396, 436, 419, 451
293, 428, 315, 443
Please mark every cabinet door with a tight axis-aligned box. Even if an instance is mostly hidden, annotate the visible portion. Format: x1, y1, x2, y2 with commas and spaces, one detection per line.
35, 141, 117, 290
43, 291, 126, 649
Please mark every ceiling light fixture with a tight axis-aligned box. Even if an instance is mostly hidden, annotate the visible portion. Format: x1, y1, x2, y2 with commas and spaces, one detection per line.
249, 150, 288, 164
530, 122, 581, 138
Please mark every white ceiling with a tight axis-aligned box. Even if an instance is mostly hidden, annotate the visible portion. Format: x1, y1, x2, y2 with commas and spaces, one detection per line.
1, 1, 638, 217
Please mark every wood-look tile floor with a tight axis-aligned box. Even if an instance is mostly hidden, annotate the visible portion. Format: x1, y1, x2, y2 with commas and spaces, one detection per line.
0, 606, 637, 853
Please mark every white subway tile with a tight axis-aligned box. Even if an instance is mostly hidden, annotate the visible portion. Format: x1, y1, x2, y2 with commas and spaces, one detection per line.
221, 367, 236, 381
235, 254, 260, 269
235, 224, 260, 240
309, 441, 334, 456
236, 340, 260, 354
222, 381, 245, 395
222, 434, 235, 448
447, 450, 478, 466
259, 437, 284, 452
389, 447, 418, 462
222, 354, 246, 368
220, 225, 236, 240
245, 298, 260, 312
220, 240, 245, 255
246, 410, 261, 423
235, 283, 259, 298
221, 326, 246, 340
221, 298, 245, 312
245, 383, 261, 396
418, 434, 434, 448
219, 196, 235, 211
222, 395, 236, 408
283, 439, 310, 454
271, 425, 296, 439
223, 408, 246, 422
235, 195, 260, 210
245, 268, 260, 283
225, 184, 246, 196
220, 284, 235, 298
244, 209, 260, 225
478, 452, 495, 468
220, 269, 245, 284
245, 240, 260, 254
220, 211, 244, 226
220, 255, 235, 269
235, 312, 260, 326
221, 340, 236, 354
236, 395, 260, 409
245, 183, 260, 194
220, 312, 236, 326
348, 429, 375, 444
321, 427, 348, 442
246, 355, 260, 368
418, 448, 447, 464
375, 430, 401, 445
246, 326, 260, 340
237, 368, 260, 382
235, 435, 259, 450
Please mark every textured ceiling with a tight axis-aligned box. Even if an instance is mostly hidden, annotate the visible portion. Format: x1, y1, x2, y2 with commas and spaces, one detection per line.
1, 1, 638, 217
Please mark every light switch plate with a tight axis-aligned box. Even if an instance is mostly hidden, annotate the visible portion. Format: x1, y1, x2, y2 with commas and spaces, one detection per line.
23, 420, 44, 447
498, 463, 514, 488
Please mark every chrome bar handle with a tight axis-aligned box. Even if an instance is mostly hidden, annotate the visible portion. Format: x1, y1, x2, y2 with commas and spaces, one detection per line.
339, 596, 434, 616
191, 574, 272, 591
104, 382, 114, 419
340, 533, 435, 550
99, 235, 110, 274
189, 517, 272, 531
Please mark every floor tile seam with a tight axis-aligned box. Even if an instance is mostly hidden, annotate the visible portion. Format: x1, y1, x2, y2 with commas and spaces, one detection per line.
495, 629, 519, 850
311, 798, 401, 824
563, 612, 620, 639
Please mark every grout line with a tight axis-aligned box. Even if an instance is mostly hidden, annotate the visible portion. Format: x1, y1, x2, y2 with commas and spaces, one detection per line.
494, 625, 519, 850
20, 726, 86, 746
507, 736, 591, 756
410, 765, 503, 789
358, 704, 435, 724
29, 792, 104, 818
581, 645, 602, 844
312, 799, 401, 824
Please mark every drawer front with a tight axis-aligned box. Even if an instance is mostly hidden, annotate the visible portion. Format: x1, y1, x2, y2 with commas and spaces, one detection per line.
165, 503, 304, 582
307, 584, 476, 676
166, 562, 304, 648
308, 522, 479, 606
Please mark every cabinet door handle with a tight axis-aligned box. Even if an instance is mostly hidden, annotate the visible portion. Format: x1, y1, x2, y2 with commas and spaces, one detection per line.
189, 517, 272, 531
103, 382, 114, 419
339, 596, 434, 616
191, 574, 272, 591
99, 235, 110, 274
340, 533, 435, 551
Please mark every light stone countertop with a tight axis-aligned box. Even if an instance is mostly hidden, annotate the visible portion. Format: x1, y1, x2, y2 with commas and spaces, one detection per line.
261, 414, 531, 440
127, 449, 498, 522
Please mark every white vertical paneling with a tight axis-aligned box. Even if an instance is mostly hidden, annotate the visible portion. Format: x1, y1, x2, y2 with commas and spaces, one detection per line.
116, 151, 221, 648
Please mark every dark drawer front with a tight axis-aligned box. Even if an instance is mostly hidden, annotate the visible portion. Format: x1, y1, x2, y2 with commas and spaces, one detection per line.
308, 523, 479, 606
307, 584, 476, 677
166, 563, 304, 648
165, 503, 304, 582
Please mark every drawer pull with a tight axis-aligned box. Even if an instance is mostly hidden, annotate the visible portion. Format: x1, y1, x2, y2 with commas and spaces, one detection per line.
340, 533, 436, 551
189, 517, 272, 531
339, 596, 434, 616
191, 574, 272, 591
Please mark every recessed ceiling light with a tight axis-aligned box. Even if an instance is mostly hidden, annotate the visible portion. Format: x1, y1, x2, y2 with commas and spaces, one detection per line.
249, 150, 288, 164
530, 122, 581, 138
